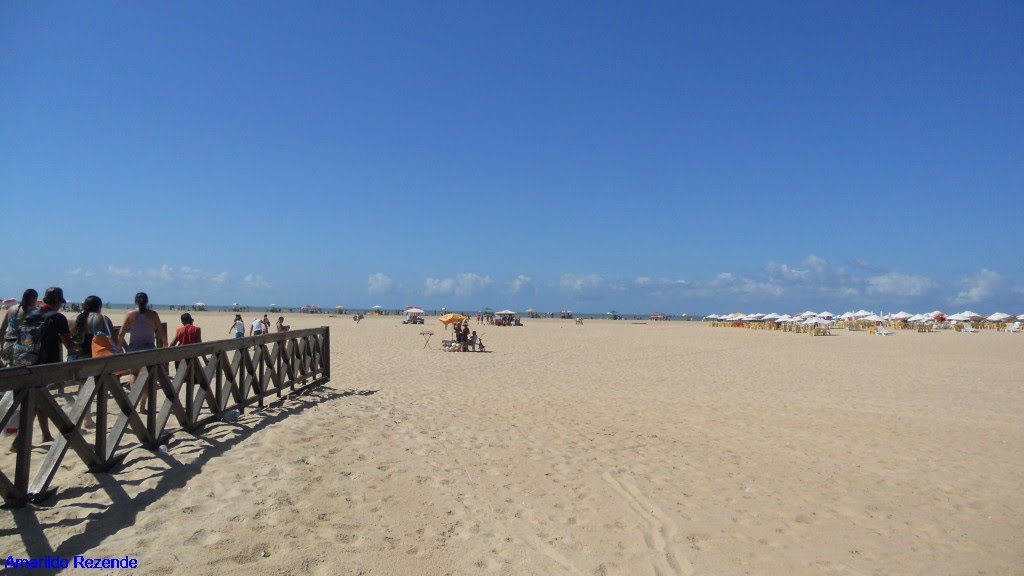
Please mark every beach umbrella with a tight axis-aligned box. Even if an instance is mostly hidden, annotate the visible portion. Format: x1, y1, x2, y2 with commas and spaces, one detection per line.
526, 308, 535, 312
774, 314, 792, 322
861, 314, 883, 322
372, 305, 382, 309
438, 313, 468, 326
799, 310, 817, 318
986, 312, 1011, 322
854, 309, 872, 317
496, 309, 515, 315
891, 311, 912, 320
947, 313, 969, 321
817, 311, 834, 318
336, 305, 345, 309
960, 310, 982, 319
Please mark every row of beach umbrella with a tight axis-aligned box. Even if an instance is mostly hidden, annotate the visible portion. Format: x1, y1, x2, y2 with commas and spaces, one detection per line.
705, 310, 1024, 323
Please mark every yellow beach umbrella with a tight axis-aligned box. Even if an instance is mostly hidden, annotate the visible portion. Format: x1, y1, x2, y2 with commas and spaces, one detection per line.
438, 313, 468, 326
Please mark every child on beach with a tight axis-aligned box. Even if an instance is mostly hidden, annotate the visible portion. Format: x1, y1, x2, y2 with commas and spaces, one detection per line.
229, 315, 244, 338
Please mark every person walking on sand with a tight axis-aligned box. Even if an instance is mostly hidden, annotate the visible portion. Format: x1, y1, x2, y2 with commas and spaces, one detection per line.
276, 316, 290, 332
170, 313, 202, 346
3, 288, 75, 451
229, 314, 245, 338
118, 292, 167, 411
1, 288, 38, 365
250, 316, 265, 336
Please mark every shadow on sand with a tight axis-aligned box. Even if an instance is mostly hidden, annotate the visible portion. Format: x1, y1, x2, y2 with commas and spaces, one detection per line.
1, 386, 377, 574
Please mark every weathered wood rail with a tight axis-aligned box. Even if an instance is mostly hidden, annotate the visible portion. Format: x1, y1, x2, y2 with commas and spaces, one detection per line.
0, 327, 330, 507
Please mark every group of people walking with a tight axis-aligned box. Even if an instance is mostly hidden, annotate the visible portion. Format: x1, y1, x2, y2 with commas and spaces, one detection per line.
230, 314, 289, 338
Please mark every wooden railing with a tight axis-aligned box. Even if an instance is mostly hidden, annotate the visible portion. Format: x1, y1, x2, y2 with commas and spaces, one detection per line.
0, 327, 330, 507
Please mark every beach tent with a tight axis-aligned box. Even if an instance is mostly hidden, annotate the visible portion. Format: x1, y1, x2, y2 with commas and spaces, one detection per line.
404, 307, 425, 316
495, 310, 516, 316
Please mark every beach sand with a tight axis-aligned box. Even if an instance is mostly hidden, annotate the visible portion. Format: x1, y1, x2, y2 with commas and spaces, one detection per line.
2, 312, 1022, 575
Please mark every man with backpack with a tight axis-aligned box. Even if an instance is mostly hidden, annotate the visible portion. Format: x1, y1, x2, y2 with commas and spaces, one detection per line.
1, 287, 74, 451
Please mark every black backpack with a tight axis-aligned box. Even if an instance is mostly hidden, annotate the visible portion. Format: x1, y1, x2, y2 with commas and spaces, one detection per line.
8, 309, 51, 367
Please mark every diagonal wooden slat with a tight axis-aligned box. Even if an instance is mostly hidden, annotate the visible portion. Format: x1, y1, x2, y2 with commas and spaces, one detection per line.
0, 326, 330, 506
30, 381, 102, 495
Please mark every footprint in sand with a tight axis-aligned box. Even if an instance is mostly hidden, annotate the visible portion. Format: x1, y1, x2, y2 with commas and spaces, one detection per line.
603, 470, 695, 576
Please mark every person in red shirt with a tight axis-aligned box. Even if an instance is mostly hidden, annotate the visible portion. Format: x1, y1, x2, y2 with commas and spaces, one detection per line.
170, 313, 202, 346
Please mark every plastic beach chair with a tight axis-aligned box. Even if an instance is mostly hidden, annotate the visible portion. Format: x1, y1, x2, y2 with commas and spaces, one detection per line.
876, 325, 894, 336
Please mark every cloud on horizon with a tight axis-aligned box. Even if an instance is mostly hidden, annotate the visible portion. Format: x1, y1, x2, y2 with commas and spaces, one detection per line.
424, 273, 493, 297
367, 272, 393, 295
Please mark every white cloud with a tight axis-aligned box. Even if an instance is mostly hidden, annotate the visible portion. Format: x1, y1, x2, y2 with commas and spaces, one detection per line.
454, 273, 492, 296
367, 273, 393, 295
508, 274, 532, 294
424, 277, 455, 296
108, 265, 134, 279
244, 274, 270, 289
559, 273, 604, 296
952, 269, 1004, 305
867, 272, 934, 297
424, 273, 492, 297
634, 276, 652, 287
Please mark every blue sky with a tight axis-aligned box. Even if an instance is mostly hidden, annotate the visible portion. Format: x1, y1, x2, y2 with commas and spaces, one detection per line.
2, 1, 1022, 314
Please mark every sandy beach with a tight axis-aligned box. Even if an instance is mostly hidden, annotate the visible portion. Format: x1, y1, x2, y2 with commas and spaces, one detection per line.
1, 311, 1022, 575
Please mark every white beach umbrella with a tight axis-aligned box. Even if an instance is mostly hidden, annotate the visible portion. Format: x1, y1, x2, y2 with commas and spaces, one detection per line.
1018, 314, 1024, 321
854, 309, 872, 317
817, 311, 834, 318
799, 310, 817, 318
891, 311, 912, 320
960, 310, 982, 319
987, 312, 1011, 322
861, 314, 883, 322
774, 314, 793, 322
947, 313, 969, 321
761, 313, 780, 320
